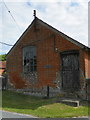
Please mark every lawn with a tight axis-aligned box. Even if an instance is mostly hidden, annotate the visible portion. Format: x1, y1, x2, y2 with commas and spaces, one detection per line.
2, 90, 89, 118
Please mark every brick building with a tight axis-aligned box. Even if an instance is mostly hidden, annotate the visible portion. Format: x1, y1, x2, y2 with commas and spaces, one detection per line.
6, 16, 90, 98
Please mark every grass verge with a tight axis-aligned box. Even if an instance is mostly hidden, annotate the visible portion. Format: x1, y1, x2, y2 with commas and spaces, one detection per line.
2, 90, 89, 118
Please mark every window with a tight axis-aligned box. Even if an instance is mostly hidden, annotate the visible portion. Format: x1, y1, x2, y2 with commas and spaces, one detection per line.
23, 46, 36, 73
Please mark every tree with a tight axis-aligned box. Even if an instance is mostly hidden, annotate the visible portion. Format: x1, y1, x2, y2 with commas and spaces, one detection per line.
0, 54, 6, 61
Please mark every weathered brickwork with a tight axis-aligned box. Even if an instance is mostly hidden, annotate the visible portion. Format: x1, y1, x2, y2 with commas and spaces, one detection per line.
6, 18, 90, 98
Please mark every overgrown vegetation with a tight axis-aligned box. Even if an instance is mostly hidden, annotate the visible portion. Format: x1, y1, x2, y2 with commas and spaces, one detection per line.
2, 90, 89, 118
0, 54, 6, 61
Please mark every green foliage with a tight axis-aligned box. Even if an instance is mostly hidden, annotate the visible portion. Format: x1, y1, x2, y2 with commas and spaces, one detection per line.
0, 54, 6, 61
2, 90, 89, 118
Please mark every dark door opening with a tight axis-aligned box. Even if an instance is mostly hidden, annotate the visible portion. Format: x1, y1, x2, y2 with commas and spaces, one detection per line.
61, 51, 80, 92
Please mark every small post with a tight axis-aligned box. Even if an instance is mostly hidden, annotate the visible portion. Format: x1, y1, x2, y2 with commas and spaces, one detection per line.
33, 10, 36, 19
47, 85, 49, 98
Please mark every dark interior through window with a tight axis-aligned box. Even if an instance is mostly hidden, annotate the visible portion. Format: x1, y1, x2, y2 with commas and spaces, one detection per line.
23, 46, 36, 73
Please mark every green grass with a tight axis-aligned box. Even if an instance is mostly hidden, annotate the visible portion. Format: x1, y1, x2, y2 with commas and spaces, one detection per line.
2, 90, 89, 118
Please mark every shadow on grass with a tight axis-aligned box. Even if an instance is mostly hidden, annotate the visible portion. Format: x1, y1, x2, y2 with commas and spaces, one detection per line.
2, 90, 90, 110
2, 90, 89, 118
2, 90, 54, 110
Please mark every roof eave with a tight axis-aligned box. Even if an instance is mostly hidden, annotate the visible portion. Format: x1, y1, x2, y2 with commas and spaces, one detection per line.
6, 18, 37, 58
37, 18, 89, 49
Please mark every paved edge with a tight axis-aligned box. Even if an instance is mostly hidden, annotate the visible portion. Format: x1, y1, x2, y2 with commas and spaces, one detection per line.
1, 110, 37, 118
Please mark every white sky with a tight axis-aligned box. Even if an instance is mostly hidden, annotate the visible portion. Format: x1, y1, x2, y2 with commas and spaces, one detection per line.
0, 0, 89, 54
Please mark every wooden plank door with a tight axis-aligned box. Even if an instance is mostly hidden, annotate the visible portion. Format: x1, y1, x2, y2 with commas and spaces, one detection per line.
61, 51, 80, 91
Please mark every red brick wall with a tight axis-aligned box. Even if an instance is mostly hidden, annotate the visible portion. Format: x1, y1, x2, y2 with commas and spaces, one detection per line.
6, 22, 88, 89
84, 51, 90, 78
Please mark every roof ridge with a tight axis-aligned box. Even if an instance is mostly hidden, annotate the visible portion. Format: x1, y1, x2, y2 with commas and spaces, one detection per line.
7, 17, 90, 57
37, 18, 90, 49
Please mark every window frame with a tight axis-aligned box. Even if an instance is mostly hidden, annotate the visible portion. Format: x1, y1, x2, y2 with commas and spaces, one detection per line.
23, 46, 37, 73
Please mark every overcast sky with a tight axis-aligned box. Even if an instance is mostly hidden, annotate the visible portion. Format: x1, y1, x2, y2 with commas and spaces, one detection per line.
0, 0, 89, 54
